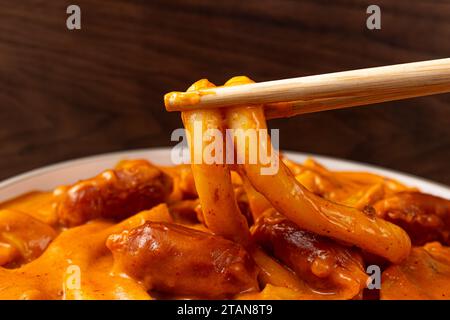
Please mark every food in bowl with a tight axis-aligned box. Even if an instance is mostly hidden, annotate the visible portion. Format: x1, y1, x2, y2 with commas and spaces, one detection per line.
0, 154, 449, 300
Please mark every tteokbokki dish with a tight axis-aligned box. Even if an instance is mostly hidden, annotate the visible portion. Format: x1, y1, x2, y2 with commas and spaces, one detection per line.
0, 77, 449, 300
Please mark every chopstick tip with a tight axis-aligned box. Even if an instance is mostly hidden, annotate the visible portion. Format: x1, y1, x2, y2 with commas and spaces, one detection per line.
164, 91, 201, 111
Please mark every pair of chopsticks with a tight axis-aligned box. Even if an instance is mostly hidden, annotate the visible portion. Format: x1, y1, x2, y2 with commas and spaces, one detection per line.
164, 58, 450, 119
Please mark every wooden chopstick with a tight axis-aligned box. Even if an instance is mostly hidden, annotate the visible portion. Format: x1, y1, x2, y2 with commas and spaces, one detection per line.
164, 58, 450, 118
264, 85, 450, 119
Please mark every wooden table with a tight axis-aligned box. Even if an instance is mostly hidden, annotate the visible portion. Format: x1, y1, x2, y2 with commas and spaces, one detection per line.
1, 0, 449, 185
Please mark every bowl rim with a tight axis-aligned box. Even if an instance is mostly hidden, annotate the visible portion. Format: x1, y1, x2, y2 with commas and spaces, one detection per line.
0, 147, 449, 199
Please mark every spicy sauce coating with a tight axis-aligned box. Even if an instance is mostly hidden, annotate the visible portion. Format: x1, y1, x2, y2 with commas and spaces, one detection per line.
54, 160, 173, 226
374, 192, 450, 245
252, 211, 368, 298
107, 222, 259, 298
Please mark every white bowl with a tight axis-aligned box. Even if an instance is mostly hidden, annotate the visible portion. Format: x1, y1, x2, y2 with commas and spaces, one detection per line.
0, 148, 449, 202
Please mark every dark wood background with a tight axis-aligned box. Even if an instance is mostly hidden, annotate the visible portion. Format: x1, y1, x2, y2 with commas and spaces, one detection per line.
1, 0, 449, 185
